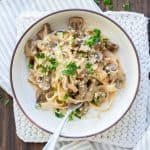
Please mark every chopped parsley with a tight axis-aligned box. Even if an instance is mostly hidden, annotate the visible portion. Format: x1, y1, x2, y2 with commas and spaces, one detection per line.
68, 111, 75, 121
40, 65, 48, 73
62, 62, 78, 76
85, 62, 94, 74
36, 52, 45, 59
93, 96, 101, 105
27, 63, 33, 69
103, 0, 112, 5
85, 29, 101, 47
63, 93, 69, 100
55, 109, 64, 118
103, 0, 113, 10
95, 0, 100, 4
47, 57, 58, 70
68, 109, 82, 121
122, 1, 131, 11
35, 103, 41, 109
40, 57, 58, 73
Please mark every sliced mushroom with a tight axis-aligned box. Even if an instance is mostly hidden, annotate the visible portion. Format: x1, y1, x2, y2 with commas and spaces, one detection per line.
68, 84, 78, 93
69, 17, 84, 30
93, 42, 107, 51
75, 80, 88, 100
36, 75, 51, 91
115, 72, 125, 89
106, 41, 119, 52
104, 63, 117, 73
78, 102, 89, 116
24, 39, 38, 57
89, 51, 103, 63
77, 68, 87, 79
36, 40, 51, 51
36, 90, 47, 103
37, 23, 51, 39
78, 44, 90, 53
115, 79, 124, 89
84, 79, 97, 102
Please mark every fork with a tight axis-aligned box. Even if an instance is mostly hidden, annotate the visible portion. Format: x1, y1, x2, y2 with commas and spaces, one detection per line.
43, 103, 82, 150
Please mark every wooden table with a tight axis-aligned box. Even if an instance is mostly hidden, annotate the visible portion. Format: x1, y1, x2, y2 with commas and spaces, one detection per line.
0, 1, 149, 150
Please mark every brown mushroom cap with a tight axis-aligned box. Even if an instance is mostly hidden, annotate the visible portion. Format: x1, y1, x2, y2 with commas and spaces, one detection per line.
79, 102, 89, 116
24, 39, 38, 57
69, 17, 84, 30
106, 41, 119, 52
36, 90, 47, 103
37, 23, 52, 39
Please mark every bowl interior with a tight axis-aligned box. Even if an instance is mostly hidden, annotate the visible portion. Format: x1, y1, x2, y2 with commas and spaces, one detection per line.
11, 10, 139, 138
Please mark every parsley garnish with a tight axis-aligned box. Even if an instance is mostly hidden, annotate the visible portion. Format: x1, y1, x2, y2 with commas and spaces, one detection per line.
36, 52, 45, 59
40, 57, 58, 73
28, 63, 33, 69
85, 29, 101, 47
85, 62, 94, 74
62, 62, 78, 76
68, 109, 82, 121
40, 65, 48, 73
93, 96, 101, 105
95, 0, 100, 4
63, 93, 69, 100
103, 0, 112, 5
47, 58, 58, 70
123, 1, 131, 11
103, 0, 113, 10
55, 109, 64, 118
68, 111, 75, 121
35, 103, 41, 109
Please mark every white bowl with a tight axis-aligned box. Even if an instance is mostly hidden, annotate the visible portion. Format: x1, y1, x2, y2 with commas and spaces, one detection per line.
10, 9, 140, 138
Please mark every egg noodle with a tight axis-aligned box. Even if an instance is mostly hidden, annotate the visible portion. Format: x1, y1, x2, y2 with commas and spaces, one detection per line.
24, 17, 125, 119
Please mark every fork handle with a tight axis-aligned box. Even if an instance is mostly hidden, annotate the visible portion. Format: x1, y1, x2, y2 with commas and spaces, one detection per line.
42, 110, 71, 150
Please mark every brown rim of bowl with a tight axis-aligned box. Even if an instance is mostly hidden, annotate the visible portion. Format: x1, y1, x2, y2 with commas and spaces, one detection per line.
10, 9, 140, 139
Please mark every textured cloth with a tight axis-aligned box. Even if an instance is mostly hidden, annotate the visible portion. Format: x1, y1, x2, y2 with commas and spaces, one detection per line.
0, 0, 150, 150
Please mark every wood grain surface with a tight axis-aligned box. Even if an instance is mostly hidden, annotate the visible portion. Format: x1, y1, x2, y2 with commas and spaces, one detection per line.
0, 0, 149, 150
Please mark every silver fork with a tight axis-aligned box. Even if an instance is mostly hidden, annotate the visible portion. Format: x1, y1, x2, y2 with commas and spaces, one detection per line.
43, 103, 82, 150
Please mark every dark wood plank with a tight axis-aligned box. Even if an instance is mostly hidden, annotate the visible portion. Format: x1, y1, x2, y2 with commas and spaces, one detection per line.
0, 0, 149, 150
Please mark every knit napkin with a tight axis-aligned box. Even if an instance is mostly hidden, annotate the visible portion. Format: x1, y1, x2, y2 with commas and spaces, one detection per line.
12, 11, 149, 149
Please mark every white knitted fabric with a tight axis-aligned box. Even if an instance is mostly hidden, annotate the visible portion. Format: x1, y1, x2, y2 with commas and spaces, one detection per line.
13, 11, 149, 149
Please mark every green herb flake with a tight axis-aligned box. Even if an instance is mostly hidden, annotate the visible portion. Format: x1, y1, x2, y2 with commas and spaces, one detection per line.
85, 29, 101, 47
40, 65, 48, 73
93, 96, 100, 105
95, 0, 100, 4
62, 62, 78, 76
35, 103, 41, 109
58, 45, 62, 50
68, 109, 82, 121
74, 109, 82, 119
68, 111, 75, 121
85, 62, 94, 74
122, 1, 131, 11
63, 93, 69, 100
27, 63, 33, 69
62, 31, 67, 38
48, 58, 58, 70
36, 52, 45, 59
103, 0, 112, 5
55, 109, 64, 118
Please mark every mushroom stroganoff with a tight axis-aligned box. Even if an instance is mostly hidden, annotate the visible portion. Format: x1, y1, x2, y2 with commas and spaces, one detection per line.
24, 17, 125, 120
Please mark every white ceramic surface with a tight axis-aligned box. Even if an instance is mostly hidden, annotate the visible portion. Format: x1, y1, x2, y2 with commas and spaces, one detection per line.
11, 9, 140, 138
